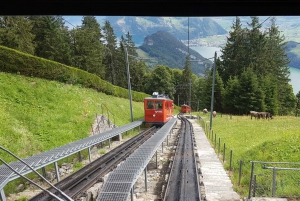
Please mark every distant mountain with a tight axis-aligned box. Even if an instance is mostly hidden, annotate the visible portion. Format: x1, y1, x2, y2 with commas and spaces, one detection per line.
138, 30, 213, 76
286, 41, 300, 70
104, 16, 228, 45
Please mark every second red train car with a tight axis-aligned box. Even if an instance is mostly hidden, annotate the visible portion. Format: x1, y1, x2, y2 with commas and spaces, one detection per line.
180, 104, 191, 113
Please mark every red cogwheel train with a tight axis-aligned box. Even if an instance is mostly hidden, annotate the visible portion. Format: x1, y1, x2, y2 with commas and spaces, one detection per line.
180, 104, 191, 113
144, 92, 174, 126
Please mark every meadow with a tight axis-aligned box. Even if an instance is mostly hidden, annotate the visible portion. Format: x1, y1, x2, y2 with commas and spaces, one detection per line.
198, 113, 300, 198
0, 72, 147, 194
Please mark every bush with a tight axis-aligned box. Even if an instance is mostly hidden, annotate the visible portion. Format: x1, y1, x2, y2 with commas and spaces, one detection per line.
0, 45, 150, 102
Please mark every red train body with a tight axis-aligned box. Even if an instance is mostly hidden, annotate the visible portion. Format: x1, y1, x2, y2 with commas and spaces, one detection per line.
180, 104, 191, 113
144, 92, 174, 125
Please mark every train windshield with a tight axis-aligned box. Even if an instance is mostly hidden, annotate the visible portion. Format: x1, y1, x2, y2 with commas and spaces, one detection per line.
146, 100, 163, 110
156, 101, 162, 110
147, 101, 155, 109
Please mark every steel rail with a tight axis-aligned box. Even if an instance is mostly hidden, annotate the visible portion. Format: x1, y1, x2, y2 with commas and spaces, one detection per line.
29, 127, 157, 201
164, 114, 201, 201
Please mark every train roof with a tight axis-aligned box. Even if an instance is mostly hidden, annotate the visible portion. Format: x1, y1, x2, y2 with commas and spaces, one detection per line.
144, 97, 173, 101
145, 92, 173, 101
144, 92, 173, 101
181, 104, 190, 107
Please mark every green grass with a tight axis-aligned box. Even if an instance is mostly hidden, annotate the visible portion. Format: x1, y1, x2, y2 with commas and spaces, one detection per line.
16, 196, 28, 201
99, 149, 106, 155
198, 113, 300, 197
0, 72, 145, 195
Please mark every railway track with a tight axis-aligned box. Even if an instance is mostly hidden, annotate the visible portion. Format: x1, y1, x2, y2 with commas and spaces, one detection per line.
163, 114, 201, 201
29, 126, 158, 201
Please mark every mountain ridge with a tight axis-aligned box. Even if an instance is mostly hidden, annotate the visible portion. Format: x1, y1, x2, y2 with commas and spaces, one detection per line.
104, 16, 228, 44
138, 30, 213, 76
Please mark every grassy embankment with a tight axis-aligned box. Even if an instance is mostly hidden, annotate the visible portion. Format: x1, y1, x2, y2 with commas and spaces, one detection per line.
198, 113, 300, 198
0, 72, 145, 194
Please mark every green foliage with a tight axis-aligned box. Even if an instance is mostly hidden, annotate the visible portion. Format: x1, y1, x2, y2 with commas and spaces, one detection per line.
181, 55, 193, 104
16, 196, 28, 201
71, 16, 105, 78
73, 161, 84, 172
238, 68, 265, 114
222, 76, 240, 114
143, 65, 175, 99
0, 71, 145, 195
0, 45, 149, 102
30, 16, 73, 66
99, 149, 106, 155
0, 16, 35, 55
217, 16, 296, 115
102, 20, 118, 85
218, 16, 245, 83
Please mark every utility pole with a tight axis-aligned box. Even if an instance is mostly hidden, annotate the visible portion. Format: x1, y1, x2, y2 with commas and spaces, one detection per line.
124, 46, 134, 122
209, 51, 217, 130
189, 79, 192, 118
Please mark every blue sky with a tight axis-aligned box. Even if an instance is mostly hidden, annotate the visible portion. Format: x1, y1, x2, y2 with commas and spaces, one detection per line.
63, 16, 106, 28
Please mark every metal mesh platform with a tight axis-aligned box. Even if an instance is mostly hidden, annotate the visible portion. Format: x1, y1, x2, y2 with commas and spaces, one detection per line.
0, 120, 143, 190
96, 117, 177, 201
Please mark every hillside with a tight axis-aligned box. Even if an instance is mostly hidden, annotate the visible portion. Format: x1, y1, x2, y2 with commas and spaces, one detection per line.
138, 30, 213, 76
0, 72, 145, 164
286, 41, 300, 69
104, 16, 228, 45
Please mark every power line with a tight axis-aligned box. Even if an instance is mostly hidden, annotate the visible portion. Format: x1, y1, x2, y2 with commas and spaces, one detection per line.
62, 17, 77, 28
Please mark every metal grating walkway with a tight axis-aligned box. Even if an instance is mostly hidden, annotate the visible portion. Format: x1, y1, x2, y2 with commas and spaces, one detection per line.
97, 117, 177, 201
0, 120, 143, 190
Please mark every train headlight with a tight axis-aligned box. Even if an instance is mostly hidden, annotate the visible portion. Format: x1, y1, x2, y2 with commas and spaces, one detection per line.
153, 114, 156, 117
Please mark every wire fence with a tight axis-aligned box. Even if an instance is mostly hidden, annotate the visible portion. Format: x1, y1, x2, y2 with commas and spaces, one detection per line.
249, 161, 300, 198
197, 115, 300, 200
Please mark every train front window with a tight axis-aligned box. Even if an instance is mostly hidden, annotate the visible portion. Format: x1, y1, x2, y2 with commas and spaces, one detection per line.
147, 101, 155, 109
156, 101, 162, 110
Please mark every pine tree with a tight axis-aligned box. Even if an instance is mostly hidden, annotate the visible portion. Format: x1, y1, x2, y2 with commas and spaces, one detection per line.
116, 36, 131, 88
260, 74, 279, 115
238, 68, 265, 114
71, 16, 105, 78
125, 31, 137, 56
181, 55, 193, 105
213, 71, 225, 113
30, 16, 73, 65
222, 76, 240, 114
245, 17, 268, 74
220, 16, 295, 114
171, 68, 183, 106
0, 16, 35, 54
194, 76, 206, 111
102, 20, 118, 85
129, 60, 147, 92
218, 17, 247, 84
265, 17, 293, 115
